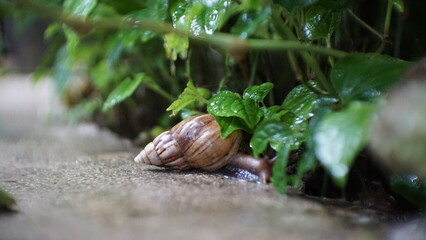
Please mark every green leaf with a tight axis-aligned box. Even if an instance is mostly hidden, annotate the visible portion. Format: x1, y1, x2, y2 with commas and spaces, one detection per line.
304, 6, 341, 40
163, 33, 189, 60
313, 101, 377, 187
121, 0, 169, 44
231, 7, 272, 39
166, 0, 231, 59
275, 0, 318, 12
243, 82, 274, 104
207, 91, 262, 131
197, 0, 232, 34
53, 46, 72, 95
214, 116, 249, 138
102, 75, 143, 111
390, 174, 426, 209
166, 81, 210, 116
271, 144, 291, 194
64, 0, 97, 17
282, 83, 318, 123
0, 188, 16, 210
293, 143, 316, 187
44, 23, 61, 40
250, 119, 293, 157
63, 26, 80, 60
137, 73, 175, 101
390, 0, 404, 13
240, 0, 263, 10
331, 53, 412, 104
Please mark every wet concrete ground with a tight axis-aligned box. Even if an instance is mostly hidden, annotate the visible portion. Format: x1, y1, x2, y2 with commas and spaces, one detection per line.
0, 74, 423, 239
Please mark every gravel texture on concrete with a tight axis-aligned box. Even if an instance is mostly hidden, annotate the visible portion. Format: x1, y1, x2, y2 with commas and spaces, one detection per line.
0, 74, 419, 240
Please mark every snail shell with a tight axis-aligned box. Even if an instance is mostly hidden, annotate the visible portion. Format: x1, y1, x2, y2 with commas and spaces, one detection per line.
134, 114, 242, 171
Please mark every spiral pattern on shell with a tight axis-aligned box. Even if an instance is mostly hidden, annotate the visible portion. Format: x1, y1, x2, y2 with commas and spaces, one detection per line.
134, 114, 242, 171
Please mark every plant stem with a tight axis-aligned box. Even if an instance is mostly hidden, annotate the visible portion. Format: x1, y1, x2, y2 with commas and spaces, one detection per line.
347, 9, 384, 41
248, 51, 259, 86
326, 37, 335, 67
383, 0, 393, 39
271, 13, 337, 96
246, 39, 346, 58
11, 0, 348, 60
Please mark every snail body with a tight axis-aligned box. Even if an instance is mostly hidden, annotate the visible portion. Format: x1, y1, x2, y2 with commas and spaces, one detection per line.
134, 114, 242, 171
134, 114, 272, 183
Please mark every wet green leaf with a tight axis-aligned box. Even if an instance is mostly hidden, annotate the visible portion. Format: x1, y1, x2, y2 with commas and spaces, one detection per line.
304, 6, 341, 40
243, 82, 274, 104
271, 144, 291, 194
331, 53, 412, 104
262, 106, 286, 121
275, 0, 318, 12
293, 142, 316, 187
214, 116, 248, 138
282, 83, 318, 123
91, 3, 120, 20
64, 0, 97, 17
167, 0, 231, 59
313, 101, 376, 187
167, 81, 210, 116
121, 0, 168, 43
390, 174, 426, 209
231, 7, 271, 38
390, 0, 404, 13
102, 75, 143, 111
250, 119, 293, 157
207, 91, 262, 136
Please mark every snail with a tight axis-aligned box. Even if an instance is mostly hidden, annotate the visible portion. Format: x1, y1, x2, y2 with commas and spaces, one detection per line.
134, 114, 273, 183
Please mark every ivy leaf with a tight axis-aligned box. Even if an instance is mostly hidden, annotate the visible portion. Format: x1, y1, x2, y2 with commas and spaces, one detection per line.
231, 7, 272, 39
214, 116, 249, 138
282, 83, 318, 123
293, 141, 316, 187
167, 81, 210, 116
250, 119, 293, 157
195, 0, 231, 34
271, 144, 291, 194
331, 53, 412, 104
390, 0, 404, 13
275, 0, 318, 12
243, 82, 274, 104
313, 101, 376, 187
304, 6, 341, 40
102, 75, 143, 111
166, 0, 231, 59
121, 0, 169, 44
208, 91, 262, 131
